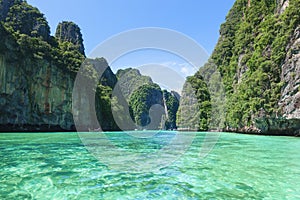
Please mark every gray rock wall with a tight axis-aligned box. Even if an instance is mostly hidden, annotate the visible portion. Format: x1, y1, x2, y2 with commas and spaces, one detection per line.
279, 26, 300, 119
0, 55, 74, 131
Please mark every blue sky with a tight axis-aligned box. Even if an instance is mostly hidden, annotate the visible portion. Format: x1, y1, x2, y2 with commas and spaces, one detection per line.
27, 0, 235, 55
26, 0, 235, 92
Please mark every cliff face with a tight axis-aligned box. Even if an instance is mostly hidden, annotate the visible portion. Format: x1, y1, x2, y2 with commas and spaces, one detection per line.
0, 0, 118, 131
0, 54, 74, 131
55, 21, 85, 55
0, 0, 73, 131
162, 90, 179, 130
117, 68, 179, 130
129, 83, 164, 129
116, 68, 153, 101
278, 0, 289, 14
0, 0, 19, 21
180, 0, 300, 135
279, 25, 300, 119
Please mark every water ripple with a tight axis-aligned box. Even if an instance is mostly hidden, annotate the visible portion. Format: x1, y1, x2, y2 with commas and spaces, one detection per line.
0, 132, 299, 199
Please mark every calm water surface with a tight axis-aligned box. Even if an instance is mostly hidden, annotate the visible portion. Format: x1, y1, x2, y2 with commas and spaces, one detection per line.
0, 132, 299, 199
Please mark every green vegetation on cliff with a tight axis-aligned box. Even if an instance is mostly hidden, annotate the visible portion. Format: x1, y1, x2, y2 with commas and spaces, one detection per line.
162, 90, 179, 130
129, 83, 163, 128
181, 0, 300, 132
118, 68, 179, 130
177, 72, 211, 131
116, 68, 153, 100
55, 21, 85, 55
217, 0, 300, 129
3, 0, 50, 40
0, 0, 119, 131
0, 0, 85, 75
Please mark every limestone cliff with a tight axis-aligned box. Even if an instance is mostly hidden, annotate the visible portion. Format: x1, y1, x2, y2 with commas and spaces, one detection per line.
117, 68, 179, 130
0, 0, 118, 131
279, 25, 300, 119
0, 54, 74, 131
0, 17, 74, 131
179, 0, 300, 135
55, 21, 85, 55
116, 68, 153, 101
129, 83, 164, 129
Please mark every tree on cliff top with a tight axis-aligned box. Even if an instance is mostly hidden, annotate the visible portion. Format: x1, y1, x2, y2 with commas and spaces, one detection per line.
55, 21, 85, 55
2, 0, 50, 41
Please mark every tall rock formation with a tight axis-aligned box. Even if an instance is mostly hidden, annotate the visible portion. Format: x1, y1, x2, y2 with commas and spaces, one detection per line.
179, 0, 300, 135
55, 21, 85, 55
117, 68, 179, 130
116, 68, 153, 100
1, 0, 50, 40
129, 83, 165, 129
0, 0, 118, 131
279, 25, 300, 119
162, 90, 179, 130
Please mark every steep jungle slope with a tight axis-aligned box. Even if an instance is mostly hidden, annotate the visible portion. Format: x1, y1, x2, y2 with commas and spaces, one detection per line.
179, 0, 300, 135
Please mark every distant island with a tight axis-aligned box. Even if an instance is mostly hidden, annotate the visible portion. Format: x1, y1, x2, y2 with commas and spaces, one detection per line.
0, 0, 299, 136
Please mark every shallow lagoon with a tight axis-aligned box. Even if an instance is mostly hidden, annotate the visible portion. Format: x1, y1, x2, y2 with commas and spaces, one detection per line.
0, 132, 299, 199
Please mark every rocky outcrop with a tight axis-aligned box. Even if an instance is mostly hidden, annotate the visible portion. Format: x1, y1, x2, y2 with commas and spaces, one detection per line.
0, 0, 20, 21
1, 0, 50, 40
129, 83, 165, 129
224, 117, 300, 136
55, 21, 85, 55
116, 68, 153, 101
255, 117, 300, 136
0, 55, 75, 131
0, 0, 119, 132
162, 90, 179, 130
277, 0, 289, 14
279, 25, 300, 119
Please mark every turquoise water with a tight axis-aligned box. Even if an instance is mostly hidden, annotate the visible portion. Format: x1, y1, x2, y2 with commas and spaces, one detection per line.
0, 132, 300, 199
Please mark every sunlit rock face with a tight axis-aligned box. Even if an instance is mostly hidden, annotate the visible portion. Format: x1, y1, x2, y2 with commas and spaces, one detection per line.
277, 0, 289, 14
279, 25, 300, 119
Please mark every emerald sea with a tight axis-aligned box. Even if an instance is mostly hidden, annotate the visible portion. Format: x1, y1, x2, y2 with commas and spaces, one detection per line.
0, 132, 299, 199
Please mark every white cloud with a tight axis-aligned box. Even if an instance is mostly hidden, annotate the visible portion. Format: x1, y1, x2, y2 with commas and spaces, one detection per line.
180, 66, 189, 75
156, 61, 197, 77
179, 64, 197, 77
